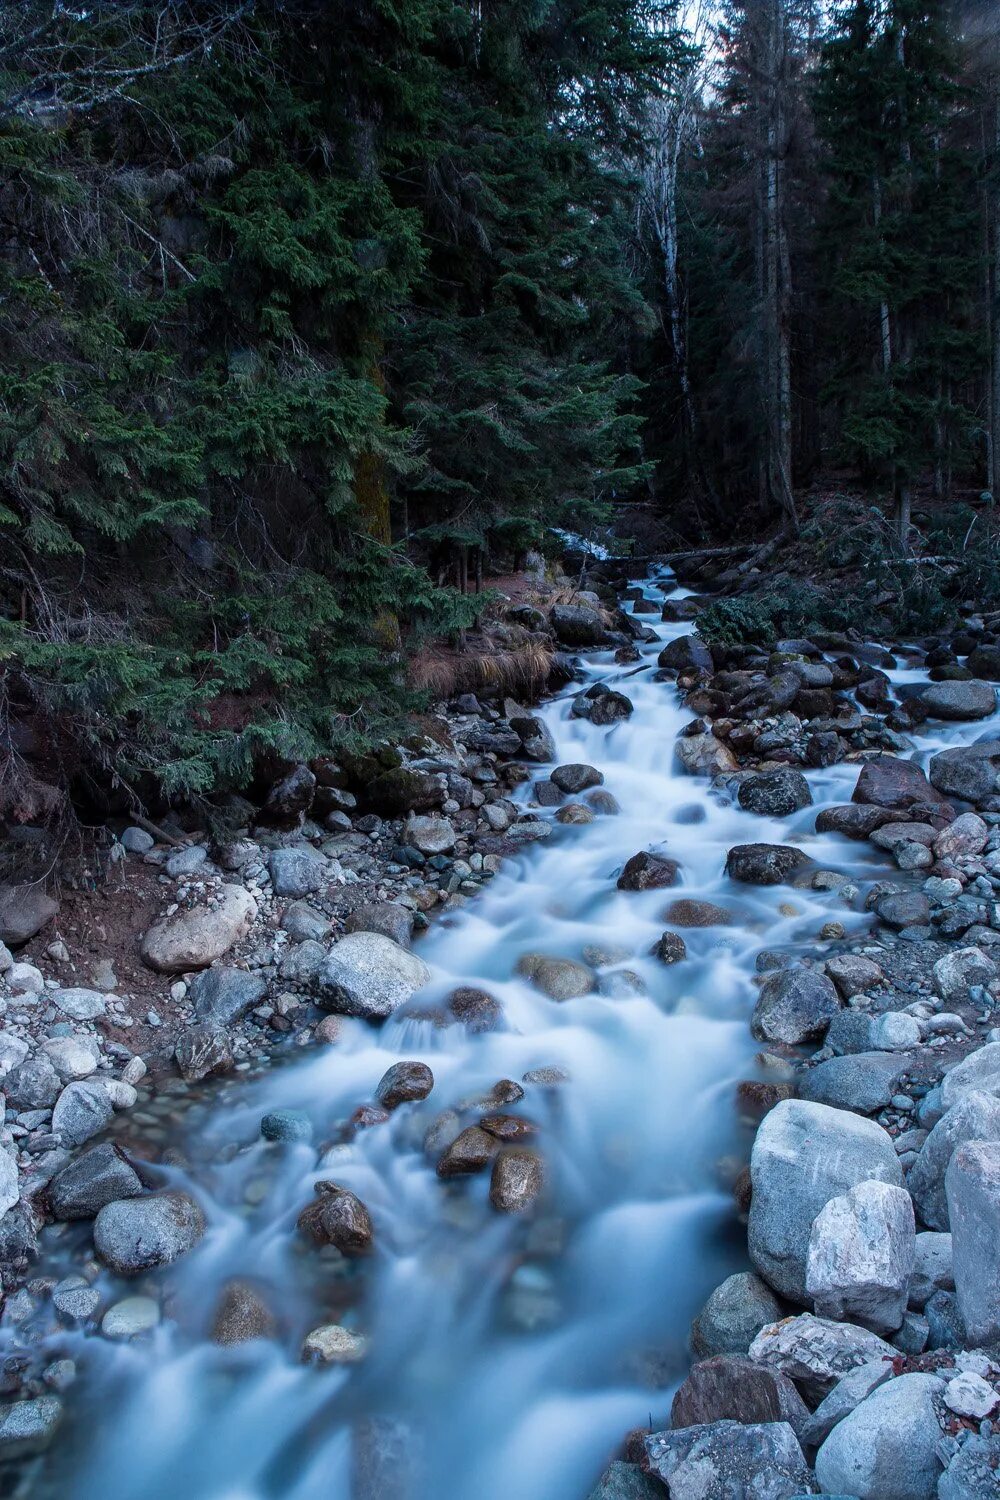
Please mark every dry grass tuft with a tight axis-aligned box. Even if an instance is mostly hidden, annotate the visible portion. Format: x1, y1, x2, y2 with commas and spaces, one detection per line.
410, 642, 553, 702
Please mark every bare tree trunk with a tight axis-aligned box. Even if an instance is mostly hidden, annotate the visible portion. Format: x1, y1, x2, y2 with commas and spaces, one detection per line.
762, 0, 797, 531
992, 89, 1000, 497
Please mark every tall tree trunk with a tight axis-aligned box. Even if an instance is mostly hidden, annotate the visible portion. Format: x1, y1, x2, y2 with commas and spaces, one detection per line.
763, 0, 797, 531
992, 88, 1000, 498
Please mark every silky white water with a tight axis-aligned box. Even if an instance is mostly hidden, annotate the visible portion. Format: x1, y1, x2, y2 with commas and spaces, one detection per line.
23, 569, 991, 1500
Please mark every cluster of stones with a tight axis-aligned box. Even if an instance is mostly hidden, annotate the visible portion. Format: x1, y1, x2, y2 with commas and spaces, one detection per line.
589, 608, 1000, 1500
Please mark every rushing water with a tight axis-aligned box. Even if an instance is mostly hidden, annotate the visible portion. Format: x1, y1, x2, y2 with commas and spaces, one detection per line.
18, 569, 1000, 1500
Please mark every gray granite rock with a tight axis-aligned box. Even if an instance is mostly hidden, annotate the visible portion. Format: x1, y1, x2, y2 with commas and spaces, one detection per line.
749, 1099, 903, 1303
814, 1372, 945, 1500
645, 1420, 811, 1499
908, 1090, 1000, 1230
806, 1179, 914, 1333
93, 1191, 205, 1275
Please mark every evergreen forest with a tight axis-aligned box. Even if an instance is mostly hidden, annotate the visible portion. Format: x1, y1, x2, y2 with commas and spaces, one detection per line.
1, 0, 999, 820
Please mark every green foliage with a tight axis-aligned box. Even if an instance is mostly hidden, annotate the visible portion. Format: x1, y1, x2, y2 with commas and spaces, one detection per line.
0, 0, 672, 813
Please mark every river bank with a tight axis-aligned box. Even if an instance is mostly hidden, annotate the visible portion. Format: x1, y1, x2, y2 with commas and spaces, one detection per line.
0, 556, 999, 1497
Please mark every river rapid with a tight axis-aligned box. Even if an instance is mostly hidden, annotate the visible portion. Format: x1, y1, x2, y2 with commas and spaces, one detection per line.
20, 566, 998, 1500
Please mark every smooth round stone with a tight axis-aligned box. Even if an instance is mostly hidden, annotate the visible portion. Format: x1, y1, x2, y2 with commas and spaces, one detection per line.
101, 1296, 160, 1339
52, 1278, 100, 1322
301, 1324, 368, 1365
260, 1109, 312, 1143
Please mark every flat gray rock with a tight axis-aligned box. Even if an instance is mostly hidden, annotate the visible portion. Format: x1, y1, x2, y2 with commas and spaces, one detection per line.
93, 1191, 205, 1275
799, 1052, 908, 1114
189, 966, 268, 1025
646, 1419, 811, 1499
47, 1143, 143, 1220
749, 1313, 896, 1403
315, 932, 430, 1020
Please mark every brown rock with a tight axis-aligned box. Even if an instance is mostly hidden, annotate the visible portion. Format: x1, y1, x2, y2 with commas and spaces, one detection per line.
437, 1126, 500, 1177
489, 1148, 544, 1212
297, 1182, 374, 1254
212, 1279, 277, 1345
447, 987, 503, 1033
670, 1355, 810, 1437
374, 1061, 434, 1110
479, 1113, 539, 1141
617, 852, 681, 891
852, 755, 950, 811
663, 899, 733, 928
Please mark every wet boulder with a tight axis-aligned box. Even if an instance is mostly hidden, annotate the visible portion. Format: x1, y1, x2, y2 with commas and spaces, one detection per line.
550, 763, 603, 794
489, 1148, 544, 1212
663, 898, 733, 927
93, 1191, 205, 1275
316, 933, 431, 1020
929, 740, 1000, 804
585, 1462, 663, 1500
375, 1061, 434, 1110
675, 732, 739, 776
852, 754, 949, 811
211, 1280, 277, 1346
570, 686, 633, 726
921, 680, 997, 721
748, 1098, 903, 1303
616, 851, 681, 891
657, 634, 713, 673
516, 953, 593, 1000
690, 1271, 784, 1359
437, 1126, 500, 1177
751, 967, 841, 1045
297, 1182, 373, 1255
815, 804, 906, 839
0, 1397, 63, 1458
967, 643, 1000, 679
737, 769, 812, 818
174, 1026, 235, 1083
509, 714, 556, 762
726, 843, 810, 885
652, 930, 687, 964
446, 986, 504, 1032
